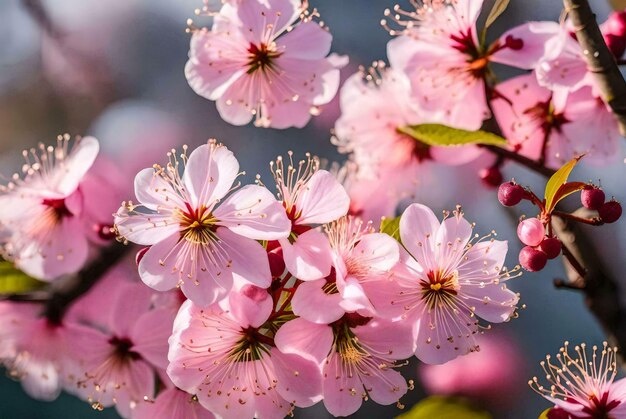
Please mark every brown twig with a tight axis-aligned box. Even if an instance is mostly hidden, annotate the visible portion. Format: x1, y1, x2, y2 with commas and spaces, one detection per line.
564, 0, 626, 135
480, 144, 556, 177
552, 214, 626, 361
43, 243, 129, 324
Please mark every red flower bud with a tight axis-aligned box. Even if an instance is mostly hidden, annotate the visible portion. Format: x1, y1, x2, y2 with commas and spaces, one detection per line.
519, 246, 548, 272
479, 167, 503, 188
539, 237, 562, 260
598, 200, 622, 223
581, 186, 605, 211
498, 182, 524, 207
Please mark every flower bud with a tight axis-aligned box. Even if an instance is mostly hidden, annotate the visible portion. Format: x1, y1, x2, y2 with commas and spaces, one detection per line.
581, 186, 605, 210
519, 246, 548, 272
268, 244, 286, 278
605, 11, 626, 37
604, 33, 626, 58
517, 218, 545, 246
598, 200, 622, 223
498, 182, 524, 207
479, 166, 503, 188
538, 237, 561, 259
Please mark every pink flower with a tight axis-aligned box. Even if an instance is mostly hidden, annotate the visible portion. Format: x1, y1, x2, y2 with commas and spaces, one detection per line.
334, 64, 483, 173
267, 153, 350, 281
530, 342, 626, 418
365, 204, 519, 364
419, 333, 526, 408
133, 388, 215, 419
492, 73, 620, 168
185, 0, 345, 128
0, 135, 100, 280
384, 0, 490, 130
167, 293, 323, 418
0, 302, 81, 401
114, 140, 290, 307
274, 314, 414, 416
66, 282, 175, 416
291, 216, 399, 323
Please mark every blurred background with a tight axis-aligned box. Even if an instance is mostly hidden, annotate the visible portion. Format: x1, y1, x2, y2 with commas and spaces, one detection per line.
0, 0, 624, 417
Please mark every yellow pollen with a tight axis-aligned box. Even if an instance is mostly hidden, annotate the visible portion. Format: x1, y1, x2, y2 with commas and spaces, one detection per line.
430, 283, 442, 292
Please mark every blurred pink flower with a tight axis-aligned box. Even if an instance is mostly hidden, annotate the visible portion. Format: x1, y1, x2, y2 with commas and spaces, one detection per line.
275, 315, 414, 416
167, 297, 322, 418
419, 333, 526, 408
385, 0, 490, 130
67, 281, 175, 416
0, 136, 99, 280
185, 0, 345, 128
530, 342, 626, 418
365, 204, 519, 364
267, 153, 349, 281
133, 387, 215, 419
114, 141, 290, 307
492, 73, 620, 168
334, 64, 483, 174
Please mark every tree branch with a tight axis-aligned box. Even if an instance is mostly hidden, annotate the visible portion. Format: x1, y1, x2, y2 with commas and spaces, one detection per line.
564, 0, 626, 135
552, 214, 626, 362
43, 243, 129, 324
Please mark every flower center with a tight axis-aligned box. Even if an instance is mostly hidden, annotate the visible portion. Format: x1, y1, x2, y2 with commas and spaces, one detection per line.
229, 327, 274, 362
42, 198, 72, 220
524, 100, 569, 134
421, 269, 460, 309
177, 205, 218, 244
246, 42, 281, 74
109, 336, 141, 362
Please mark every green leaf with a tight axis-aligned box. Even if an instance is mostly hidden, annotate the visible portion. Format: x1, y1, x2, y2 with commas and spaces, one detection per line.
0, 261, 45, 294
380, 216, 401, 242
549, 181, 587, 213
396, 396, 492, 419
544, 156, 583, 213
538, 408, 552, 419
484, 0, 511, 29
398, 124, 507, 147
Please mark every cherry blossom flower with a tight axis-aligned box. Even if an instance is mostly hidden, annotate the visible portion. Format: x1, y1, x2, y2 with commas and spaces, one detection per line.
133, 388, 215, 419
492, 73, 620, 168
384, 0, 491, 130
266, 152, 349, 281
185, 0, 345, 128
0, 135, 99, 280
167, 292, 323, 418
291, 216, 399, 323
365, 203, 519, 364
66, 282, 175, 417
335, 63, 484, 168
114, 140, 290, 307
529, 342, 626, 418
274, 314, 414, 416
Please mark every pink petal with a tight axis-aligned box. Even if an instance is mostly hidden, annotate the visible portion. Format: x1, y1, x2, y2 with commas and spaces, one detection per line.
399, 203, 440, 265
434, 213, 473, 268
414, 310, 479, 365
114, 208, 179, 246
109, 282, 156, 336
291, 279, 344, 324
459, 239, 508, 278
461, 283, 518, 323
236, 0, 301, 43
185, 20, 248, 100
217, 227, 272, 290
295, 170, 349, 225
228, 285, 272, 328
322, 353, 364, 416
133, 388, 216, 419
182, 143, 239, 209
352, 233, 400, 272
134, 167, 185, 210
215, 80, 256, 126
274, 318, 333, 364
49, 136, 100, 197
214, 184, 291, 240
353, 319, 415, 360
131, 308, 176, 370
429, 145, 483, 166
272, 348, 323, 407
278, 20, 332, 59
280, 229, 332, 281
138, 234, 186, 292
361, 367, 407, 406
339, 278, 373, 313
491, 21, 561, 69
18, 216, 89, 280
